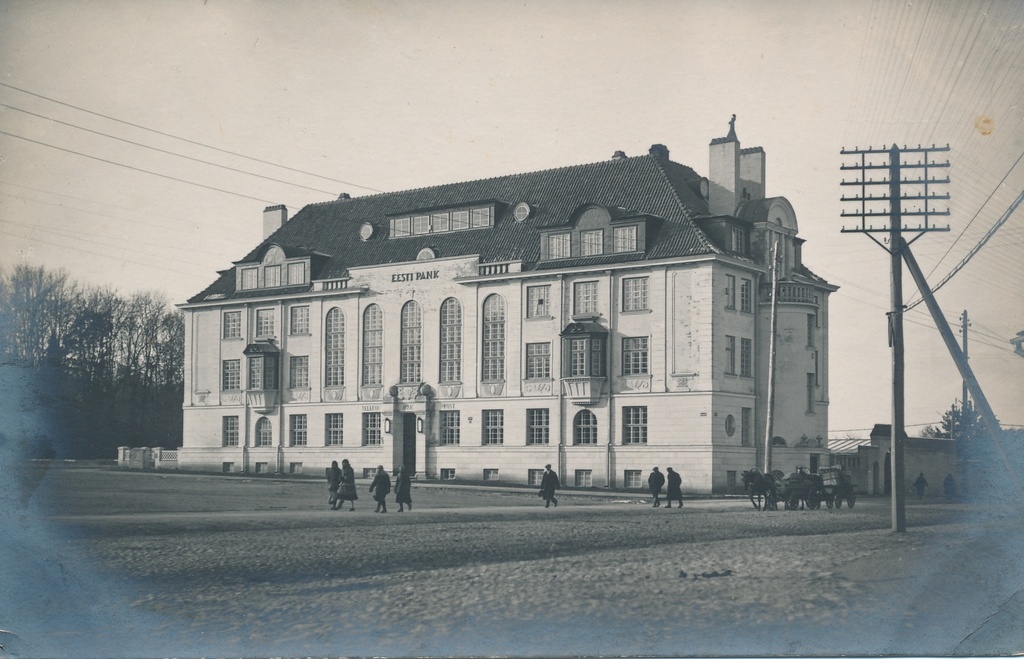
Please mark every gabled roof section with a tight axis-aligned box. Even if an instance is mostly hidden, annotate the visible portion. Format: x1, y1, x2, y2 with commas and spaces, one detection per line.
188, 153, 722, 303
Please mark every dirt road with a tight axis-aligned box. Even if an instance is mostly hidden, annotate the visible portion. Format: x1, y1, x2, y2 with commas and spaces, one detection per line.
3, 465, 1022, 658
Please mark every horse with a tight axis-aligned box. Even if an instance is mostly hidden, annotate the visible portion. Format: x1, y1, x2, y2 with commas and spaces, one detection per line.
741, 468, 779, 511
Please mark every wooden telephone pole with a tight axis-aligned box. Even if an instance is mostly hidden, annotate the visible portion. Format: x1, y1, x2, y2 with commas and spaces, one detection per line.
840, 144, 950, 532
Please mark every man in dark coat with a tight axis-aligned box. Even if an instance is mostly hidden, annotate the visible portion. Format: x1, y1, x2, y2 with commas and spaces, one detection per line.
665, 467, 683, 509
539, 464, 560, 508
336, 458, 358, 511
327, 460, 342, 510
393, 464, 412, 512
648, 467, 665, 507
369, 465, 391, 513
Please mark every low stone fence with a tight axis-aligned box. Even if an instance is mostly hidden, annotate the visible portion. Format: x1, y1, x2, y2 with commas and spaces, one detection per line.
117, 447, 179, 470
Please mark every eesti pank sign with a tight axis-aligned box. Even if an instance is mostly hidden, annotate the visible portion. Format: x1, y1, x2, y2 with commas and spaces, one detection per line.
390, 269, 440, 283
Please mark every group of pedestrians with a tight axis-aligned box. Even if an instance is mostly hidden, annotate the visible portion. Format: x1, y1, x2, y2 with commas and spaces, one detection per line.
648, 466, 684, 508
326, 461, 413, 513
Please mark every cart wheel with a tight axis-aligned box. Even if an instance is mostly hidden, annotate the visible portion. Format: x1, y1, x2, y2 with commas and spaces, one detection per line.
847, 493, 856, 508
807, 489, 822, 510
825, 495, 834, 509
834, 497, 843, 509
787, 492, 802, 510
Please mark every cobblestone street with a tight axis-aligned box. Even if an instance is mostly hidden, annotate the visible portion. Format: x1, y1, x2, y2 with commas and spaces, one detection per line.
4, 465, 1023, 657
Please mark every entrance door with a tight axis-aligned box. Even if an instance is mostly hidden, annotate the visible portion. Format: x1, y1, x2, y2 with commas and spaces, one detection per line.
809, 454, 820, 474
402, 412, 417, 474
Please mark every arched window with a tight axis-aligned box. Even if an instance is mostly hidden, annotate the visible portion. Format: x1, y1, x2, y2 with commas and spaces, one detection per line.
325, 308, 345, 387
439, 298, 462, 383
400, 300, 422, 383
255, 417, 273, 446
481, 295, 505, 381
573, 410, 598, 445
362, 305, 383, 386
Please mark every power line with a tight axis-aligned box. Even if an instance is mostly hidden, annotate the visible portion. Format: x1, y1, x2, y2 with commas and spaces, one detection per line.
0, 129, 280, 205
0, 102, 339, 198
0, 81, 384, 194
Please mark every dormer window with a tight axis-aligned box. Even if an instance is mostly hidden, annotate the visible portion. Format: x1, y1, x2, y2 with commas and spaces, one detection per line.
288, 262, 307, 285
731, 226, 747, 254
264, 265, 281, 287
240, 267, 257, 290
547, 233, 571, 259
613, 226, 638, 252
389, 204, 494, 238
581, 230, 604, 256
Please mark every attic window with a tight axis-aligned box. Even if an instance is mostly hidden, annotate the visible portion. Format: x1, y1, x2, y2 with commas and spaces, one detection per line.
389, 204, 494, 238
417, 247, 437, 260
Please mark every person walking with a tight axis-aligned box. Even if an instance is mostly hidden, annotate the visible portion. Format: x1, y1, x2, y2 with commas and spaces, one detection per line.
335, 458, 358, 511
394, 464, 412, 512
648, 466, 665, 507
327, 460, 343, 510
914, 472, 928, 499
665, 467, 683, 509
539, 464, 560, 508
370, 465, 391, 513
943, 473, 957, 500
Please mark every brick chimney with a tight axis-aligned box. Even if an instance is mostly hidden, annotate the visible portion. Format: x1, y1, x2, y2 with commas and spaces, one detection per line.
263, 205, 287, 239
708, 116, 740, 215
649, 144, 670, 160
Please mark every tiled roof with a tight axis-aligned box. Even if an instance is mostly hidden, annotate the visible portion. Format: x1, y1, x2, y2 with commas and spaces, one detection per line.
188, 154, 722, 303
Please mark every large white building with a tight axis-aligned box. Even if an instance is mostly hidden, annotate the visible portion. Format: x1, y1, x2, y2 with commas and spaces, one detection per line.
178, 122, 837, 493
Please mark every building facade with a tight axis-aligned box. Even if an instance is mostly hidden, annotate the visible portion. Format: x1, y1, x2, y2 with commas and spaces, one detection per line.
178, 124, 837, 493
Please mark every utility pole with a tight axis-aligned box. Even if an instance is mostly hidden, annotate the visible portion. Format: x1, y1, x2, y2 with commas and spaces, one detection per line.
840, 143, 950, 532
961, 310, 970, 411
960, 309, 970, 495
763, 239, 781, 474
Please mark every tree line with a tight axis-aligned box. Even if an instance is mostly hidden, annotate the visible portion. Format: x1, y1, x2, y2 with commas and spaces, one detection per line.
1, 264, 184, 459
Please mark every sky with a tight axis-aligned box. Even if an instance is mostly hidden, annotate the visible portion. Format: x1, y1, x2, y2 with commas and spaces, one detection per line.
2, 0, 1023, 438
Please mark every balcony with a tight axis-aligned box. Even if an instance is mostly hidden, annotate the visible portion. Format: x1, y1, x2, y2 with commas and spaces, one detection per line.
760, 283, 819, 306
246, 389, 278, 413
561, 376, 607, 406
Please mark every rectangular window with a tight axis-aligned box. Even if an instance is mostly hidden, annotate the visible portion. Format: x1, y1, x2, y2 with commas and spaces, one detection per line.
255, 462, 269, 474
222, 359, 240, 391
482, 409, 504, 445
223, 311, 241, 339
289, 462, 303, 475
450, 210, 470, 230
526, 285, 550, 318
740, 278, 752, 313
412, 214, 430, 234
392, 216, 411, 237
548, 233, 570, 259
528, 469, 545, 486
526, 408, 550, 445
624, 470, 643, 488
622, 406, 648, 444
471, 206, 493, 228
741, 407, 752, 447
570, 338, 588, 376
289, 306, 309, 335
526, 342, 551, 379
362, 412, 382, 446
264, 265, 281, 288
732, 227, 745, 253
575, 469, 593, 487
287, 261, 306, 285
255, 309, 274, 338
740, 338, 752, 377
613, 225, 637, 253
807, 314, 816, 347
621, 337, 649, 375
581, 229, 604, 256
240, 267, 257, 290
326, 413, 344, 446
222, 416, 239, 446
289, 356, 309, 389
725, 274, 736, 310
290, 414, 307, 446
440, 468, 456, 480
574, 281, 598, 315
807, 373, 816, 413
483, 468, 499, 481
363, 467, 375, 478
725, 335, 736, 375
431, 212, 450, 233
622, 277, 649, 312
440, 410, 460, 445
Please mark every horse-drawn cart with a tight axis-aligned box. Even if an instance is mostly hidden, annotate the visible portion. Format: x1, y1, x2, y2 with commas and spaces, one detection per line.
742, 465, 856, 511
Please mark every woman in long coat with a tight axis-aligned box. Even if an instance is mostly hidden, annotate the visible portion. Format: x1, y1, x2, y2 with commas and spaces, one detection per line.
327, 460, 343, 510
369, 465, 391, 513
334, 458, 358, 511
393, 464, 412, 512
665, 467, 684, 509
